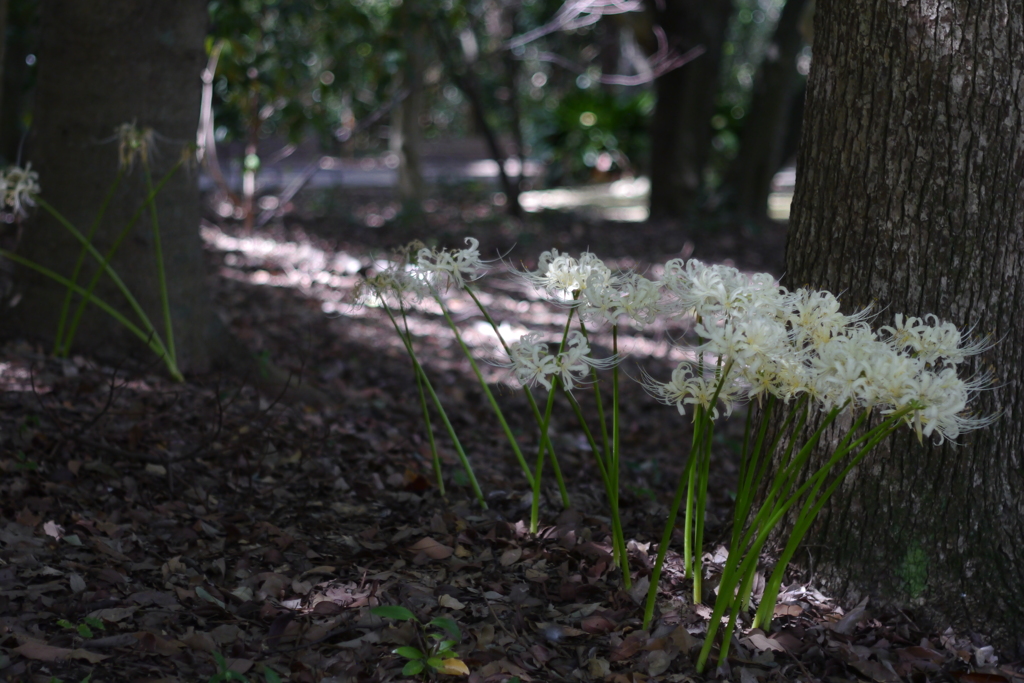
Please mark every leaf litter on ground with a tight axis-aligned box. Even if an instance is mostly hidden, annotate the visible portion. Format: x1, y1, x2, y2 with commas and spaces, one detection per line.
0, 204, 1021, 683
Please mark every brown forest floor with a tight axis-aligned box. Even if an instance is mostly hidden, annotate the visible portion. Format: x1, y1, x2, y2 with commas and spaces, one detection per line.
1, 191, 1021, 683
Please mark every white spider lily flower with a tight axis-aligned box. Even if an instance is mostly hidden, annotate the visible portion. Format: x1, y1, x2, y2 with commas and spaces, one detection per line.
785, 289, 871, 350
892, 367, 995, 444
416, 237, 486, 290
763, 355, 815, 402
879, 313, 991, 366
810, 336, 879, 408
617, 273, 663, 328
695, 315, 786, 365
856, 349, 929, 410
577, 271, 621, 326
503, 333, 559, 391
355, 251, 432, 306
641, 362, 743, 419
662, 259, 781, 319
2, 164, 40, 217
523, 249, 612, 300
554, 330, 619, 390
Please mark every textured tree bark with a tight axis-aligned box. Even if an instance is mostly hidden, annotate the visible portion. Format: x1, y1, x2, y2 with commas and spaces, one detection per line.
646, 0, 733, 219
725, 0, 810, 222
782, 0, 1024, 650
8, 0, 229, 373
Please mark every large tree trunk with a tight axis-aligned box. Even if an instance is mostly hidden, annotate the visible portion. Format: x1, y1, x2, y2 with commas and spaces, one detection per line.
781, 0, 1024, 650
646, 0, 732, 219
725, 0, 809, 222
8, 0, 227, 374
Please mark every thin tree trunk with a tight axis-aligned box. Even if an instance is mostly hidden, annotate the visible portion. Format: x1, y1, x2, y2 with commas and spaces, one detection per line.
781, 0, 1024, 651
392, 19, 426, 209
725, 0, 809, 222
431, 9, 522, 217
646, 0, 733, 219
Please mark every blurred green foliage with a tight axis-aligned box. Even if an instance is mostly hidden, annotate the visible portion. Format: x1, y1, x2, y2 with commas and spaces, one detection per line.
539, 88, 653, 185
708, 0, 792, 186
0, 0, 805, 198
208, 0, 398, 148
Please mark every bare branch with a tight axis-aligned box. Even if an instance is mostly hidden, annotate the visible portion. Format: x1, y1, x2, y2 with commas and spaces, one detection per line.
522, 27, 706, 86
506, 0, 645, 50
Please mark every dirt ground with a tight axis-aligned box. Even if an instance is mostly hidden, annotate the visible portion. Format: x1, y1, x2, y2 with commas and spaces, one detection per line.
1, 190, 1019, 683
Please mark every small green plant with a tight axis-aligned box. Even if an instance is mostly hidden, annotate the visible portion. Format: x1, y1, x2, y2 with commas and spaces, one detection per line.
13, 451, 38, 471
208, 652, 283, 683
371, 605, 469, 677
57, 616, 104, 639
46, 675, 91, 683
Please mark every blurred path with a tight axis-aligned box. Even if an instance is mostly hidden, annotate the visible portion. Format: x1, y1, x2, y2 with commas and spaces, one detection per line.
200, 137, 796, 222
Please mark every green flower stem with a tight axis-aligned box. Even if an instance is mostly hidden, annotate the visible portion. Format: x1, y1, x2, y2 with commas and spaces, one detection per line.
1, 250, 181, 380
610, 326, 630, 588
54, 168, 124, 356
576, 321, 620, 568
752, 414, 902, 629
735, 401, 756, 542
414, 366, 445, 496
464, 286, 570, 508
563, 390, 611, 488
59, 159, 182, 357
401, 308, 444, 496
433, 292, 535, 488
143, 163, 176, 367
697, 405, 914, 672
381, 303, 485, 508
35, 198, 172, 362
685, 321, 707, 579
565, 387, 629, 576
683, 442, 696, 578
530, 381, 558, 533
577, 319, 610, 464
693, 411, 713, 602
642, 414, 703, 630
732, 396, 777, 549
730, 401, 817, 610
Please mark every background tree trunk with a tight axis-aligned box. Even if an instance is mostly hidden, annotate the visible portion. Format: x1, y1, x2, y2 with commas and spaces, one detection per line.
8, 0, 226, 373
0, 0, 33, 164
725, 0, 809, 222
391, 14, 427, 210
782, 0, 1024, 651
646, 0, 733, 219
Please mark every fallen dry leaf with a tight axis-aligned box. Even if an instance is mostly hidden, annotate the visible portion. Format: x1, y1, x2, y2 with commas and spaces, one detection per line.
743, 631, 786, 653
499, 547, 523, 566
436, 657, 470, 675
581, 614, 616, 634
438, 593, 466, 610
14, 640, 72, 662
409, 536, 453, 560
773, 603, 803, 617
850, 659, 902, 683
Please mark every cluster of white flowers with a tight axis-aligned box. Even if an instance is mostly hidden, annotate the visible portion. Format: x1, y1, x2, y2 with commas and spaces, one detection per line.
502, 330, 617, 392
416, 237, 486, 291
362, 242, 992, 445
0, 164, 40, 217
357, 239, 488, 306
522, 249, 664, 329
641, 259, 993, 444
